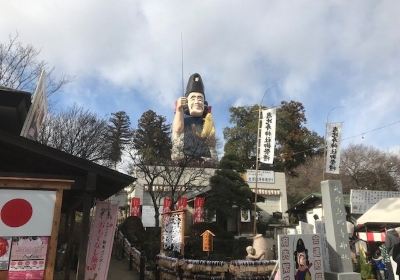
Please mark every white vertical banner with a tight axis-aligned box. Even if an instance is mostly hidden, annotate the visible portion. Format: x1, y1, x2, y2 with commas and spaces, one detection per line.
325, 122, 342, 174
20, 70, 48, 140
259, 108, 276, 164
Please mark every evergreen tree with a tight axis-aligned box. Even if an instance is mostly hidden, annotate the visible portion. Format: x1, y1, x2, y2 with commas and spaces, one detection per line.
223, 105, 259, 169
224, 101, 324, 174
130, 110, 172, 227
205, 154, 253, 227
132, 110, 171, 164
274, 101, 324, 174
105, 111, 132, 167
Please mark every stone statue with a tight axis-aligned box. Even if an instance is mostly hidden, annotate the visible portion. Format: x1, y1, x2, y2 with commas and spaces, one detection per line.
245, 245, 265, 260
171, 73, 217, 162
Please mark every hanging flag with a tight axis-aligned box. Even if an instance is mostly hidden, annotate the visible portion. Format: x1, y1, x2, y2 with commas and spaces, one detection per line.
193, 197, 205, 223
85, 201, 118, 280
259, 108, 276, 164
0, 189, 56, 236
20, 70, 48, 140
130, 197, 141, 217
163, 197, 172, 214
177, 196, 188, 210
325, 122, 342, 174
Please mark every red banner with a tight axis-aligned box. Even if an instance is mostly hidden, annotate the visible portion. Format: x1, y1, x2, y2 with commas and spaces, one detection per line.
130, 197, 141, 217
163, 197, 172, 214
177, 196, 188, 210
194, 197, 205, 223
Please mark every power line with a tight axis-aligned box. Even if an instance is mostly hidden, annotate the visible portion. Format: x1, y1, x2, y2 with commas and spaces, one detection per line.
291, 119, 400, 156
342, 120, 400, 141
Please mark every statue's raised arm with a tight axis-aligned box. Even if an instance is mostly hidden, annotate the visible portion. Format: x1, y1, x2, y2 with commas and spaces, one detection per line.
171, 73, 217, 163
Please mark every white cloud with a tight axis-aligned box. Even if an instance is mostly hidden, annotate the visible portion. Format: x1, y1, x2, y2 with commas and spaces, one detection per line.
1, 0, 400, 151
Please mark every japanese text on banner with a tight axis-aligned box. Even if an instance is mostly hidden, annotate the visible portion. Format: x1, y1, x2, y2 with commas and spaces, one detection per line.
259, 108, 276, 164
325, 122, 342, 174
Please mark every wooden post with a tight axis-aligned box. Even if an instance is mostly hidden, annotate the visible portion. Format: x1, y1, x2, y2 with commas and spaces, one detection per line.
200, 230, 215, 254
45, 188, 64, 280
64, 209, 76, 280
75, 193, 93, 280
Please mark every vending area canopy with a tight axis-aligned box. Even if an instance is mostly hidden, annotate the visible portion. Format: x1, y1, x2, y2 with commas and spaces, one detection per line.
357, 197, 400, 226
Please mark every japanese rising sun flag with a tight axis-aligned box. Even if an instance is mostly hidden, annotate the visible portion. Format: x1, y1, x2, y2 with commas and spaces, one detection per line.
0, 189, 56, 236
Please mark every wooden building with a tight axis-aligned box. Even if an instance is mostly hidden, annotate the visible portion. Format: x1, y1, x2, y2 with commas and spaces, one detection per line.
0, 87, 135, 279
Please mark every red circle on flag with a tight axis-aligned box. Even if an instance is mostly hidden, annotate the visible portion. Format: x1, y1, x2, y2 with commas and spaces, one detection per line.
1, 199, 33, 227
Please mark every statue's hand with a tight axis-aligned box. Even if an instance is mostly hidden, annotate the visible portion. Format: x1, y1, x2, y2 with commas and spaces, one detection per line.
176, 97, 187, 111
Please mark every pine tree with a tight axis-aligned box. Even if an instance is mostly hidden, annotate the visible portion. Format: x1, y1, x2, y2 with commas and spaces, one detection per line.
105, 111, 132, 167
132, 110, 171, 164
130, 110, 172, 227
205, 154, 253, 226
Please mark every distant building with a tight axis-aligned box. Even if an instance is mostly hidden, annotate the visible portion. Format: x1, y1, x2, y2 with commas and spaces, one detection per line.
128, 167, 289, 235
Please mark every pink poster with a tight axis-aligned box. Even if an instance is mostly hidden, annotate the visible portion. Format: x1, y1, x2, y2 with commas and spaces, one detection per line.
0, 237, 12, 270
85, 201, 118, 280
8, 236, 49, 280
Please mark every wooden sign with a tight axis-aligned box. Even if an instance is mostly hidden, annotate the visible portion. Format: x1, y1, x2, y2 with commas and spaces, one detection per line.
200, 230, 215, 252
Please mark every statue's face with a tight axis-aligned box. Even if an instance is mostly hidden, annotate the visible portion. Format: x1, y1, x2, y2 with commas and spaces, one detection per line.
187, 92, 204, 117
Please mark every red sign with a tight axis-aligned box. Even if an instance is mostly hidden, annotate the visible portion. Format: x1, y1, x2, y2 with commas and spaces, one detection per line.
130, 198, 141, 217
163, 197, 172, 214
177, 196, 188, 210
194, 197, 205, 223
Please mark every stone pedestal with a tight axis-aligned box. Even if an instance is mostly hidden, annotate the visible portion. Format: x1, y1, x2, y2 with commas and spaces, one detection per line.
324, 271, 361, 280
321, 180, 361, 280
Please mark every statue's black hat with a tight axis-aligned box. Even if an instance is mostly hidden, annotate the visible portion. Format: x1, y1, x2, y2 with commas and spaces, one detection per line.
185, 73, 205, 97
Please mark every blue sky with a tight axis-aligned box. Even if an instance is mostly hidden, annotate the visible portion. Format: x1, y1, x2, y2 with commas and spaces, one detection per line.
2, 0, 400, 156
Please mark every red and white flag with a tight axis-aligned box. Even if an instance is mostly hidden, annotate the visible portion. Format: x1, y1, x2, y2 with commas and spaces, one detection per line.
0, 189, 56, 236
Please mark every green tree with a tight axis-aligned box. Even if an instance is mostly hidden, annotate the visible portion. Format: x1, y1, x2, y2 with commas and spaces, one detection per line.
274, 101, 324, 174
205, 154, 253, 228
131, 110, 171, 164
130, 110, 172, 227
105, 111, 132, 167
223, 105, 259, 169
223, 101, 324, 174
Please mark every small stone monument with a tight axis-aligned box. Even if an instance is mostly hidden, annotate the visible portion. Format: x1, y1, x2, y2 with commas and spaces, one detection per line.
321, 180, 360, 280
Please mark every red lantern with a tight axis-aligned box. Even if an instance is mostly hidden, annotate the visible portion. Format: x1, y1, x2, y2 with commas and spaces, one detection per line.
0, 237, 9, 257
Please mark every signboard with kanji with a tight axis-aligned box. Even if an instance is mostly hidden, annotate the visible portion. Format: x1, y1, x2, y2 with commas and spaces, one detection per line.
200, 230, 215, 252
278, 234, 325, 280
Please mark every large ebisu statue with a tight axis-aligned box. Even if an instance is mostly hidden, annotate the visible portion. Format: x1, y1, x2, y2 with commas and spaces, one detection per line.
171, 73, 217, 162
